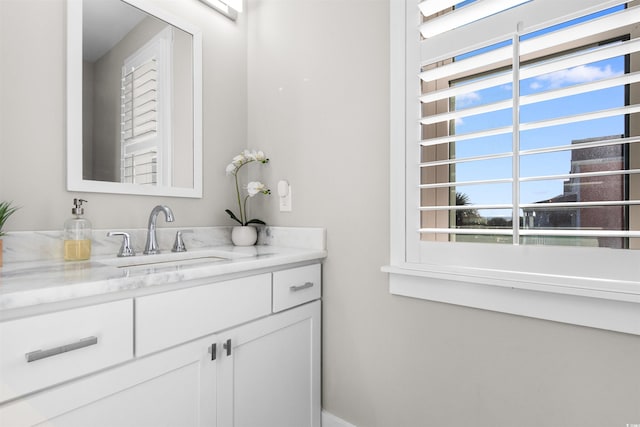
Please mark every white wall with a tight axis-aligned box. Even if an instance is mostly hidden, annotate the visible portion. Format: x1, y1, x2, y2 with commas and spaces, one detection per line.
0, 0, 247, 231
247, 1, 640, 426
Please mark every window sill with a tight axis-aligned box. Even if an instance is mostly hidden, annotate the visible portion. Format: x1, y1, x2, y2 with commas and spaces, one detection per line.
382, 264, 640, 336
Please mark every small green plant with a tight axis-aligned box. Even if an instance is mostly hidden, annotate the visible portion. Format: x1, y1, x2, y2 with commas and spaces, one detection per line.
0, 201, 19, 237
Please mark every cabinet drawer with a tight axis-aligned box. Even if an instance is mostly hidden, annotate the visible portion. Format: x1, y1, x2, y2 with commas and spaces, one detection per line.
136, 273, 271, 356
0, 299, 133, 403
272, 264, 321, 312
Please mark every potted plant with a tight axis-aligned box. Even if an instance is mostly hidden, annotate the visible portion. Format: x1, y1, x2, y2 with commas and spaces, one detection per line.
225, 150, 271, 246
0, 201, 19, 267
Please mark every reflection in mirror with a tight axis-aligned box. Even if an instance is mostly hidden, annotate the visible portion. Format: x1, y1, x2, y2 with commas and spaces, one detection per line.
67, 0, 202, 197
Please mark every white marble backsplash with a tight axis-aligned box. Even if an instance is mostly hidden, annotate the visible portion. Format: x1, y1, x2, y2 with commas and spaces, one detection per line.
1, 226, 326, 264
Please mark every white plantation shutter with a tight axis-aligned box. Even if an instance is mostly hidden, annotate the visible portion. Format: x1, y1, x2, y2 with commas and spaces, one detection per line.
416, 0, 640, 248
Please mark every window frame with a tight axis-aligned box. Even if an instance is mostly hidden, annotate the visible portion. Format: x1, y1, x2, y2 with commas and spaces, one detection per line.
386, 0, 640, 335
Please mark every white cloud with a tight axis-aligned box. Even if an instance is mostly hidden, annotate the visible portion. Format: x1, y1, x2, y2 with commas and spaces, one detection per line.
455, 117, 465, 126
532, 64, 622, 89
455, 91, 481, 107
529, 81, 542, 90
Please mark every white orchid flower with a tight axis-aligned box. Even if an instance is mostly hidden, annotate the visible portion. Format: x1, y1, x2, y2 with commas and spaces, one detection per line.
232, 154, 245, 167
243, 149, 255, 161
246, 181, 270, 197
254, 150, 267, 162
225, 149, 270, 227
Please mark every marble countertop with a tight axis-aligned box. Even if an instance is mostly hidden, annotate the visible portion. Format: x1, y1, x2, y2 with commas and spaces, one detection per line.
0, 227, 326, 318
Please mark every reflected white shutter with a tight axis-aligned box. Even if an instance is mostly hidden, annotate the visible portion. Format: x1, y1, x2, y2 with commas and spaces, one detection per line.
121, 58, 158, 140
120, 26, 173, 186
121, 58, 159, 185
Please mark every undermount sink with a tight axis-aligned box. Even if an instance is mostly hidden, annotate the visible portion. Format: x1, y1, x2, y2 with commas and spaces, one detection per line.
98, 249, 240, 269
109, 255, 227, 269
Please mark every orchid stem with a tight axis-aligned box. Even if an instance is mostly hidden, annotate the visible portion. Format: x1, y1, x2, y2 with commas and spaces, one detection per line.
234, 160, 256, 225
234, 171, 243, 225
243, 195, 251, 225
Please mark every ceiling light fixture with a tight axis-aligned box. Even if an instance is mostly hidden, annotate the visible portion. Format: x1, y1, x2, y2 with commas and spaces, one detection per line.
198, 0, 242, 20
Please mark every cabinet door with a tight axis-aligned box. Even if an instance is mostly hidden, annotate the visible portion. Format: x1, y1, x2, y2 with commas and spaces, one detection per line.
0, 335, 218, 427
217, 301, 321, 427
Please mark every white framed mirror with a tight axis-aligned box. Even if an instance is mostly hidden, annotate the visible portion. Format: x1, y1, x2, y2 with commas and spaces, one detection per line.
67, 0, 203, 198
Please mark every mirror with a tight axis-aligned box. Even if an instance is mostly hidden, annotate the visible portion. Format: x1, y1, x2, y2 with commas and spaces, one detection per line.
67, 0, 202, 197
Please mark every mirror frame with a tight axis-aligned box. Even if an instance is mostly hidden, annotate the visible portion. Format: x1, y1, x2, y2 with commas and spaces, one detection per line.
67, 0, 203, 198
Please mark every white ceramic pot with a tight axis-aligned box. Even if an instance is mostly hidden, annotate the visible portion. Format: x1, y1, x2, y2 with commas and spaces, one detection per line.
231, 226, 258, 246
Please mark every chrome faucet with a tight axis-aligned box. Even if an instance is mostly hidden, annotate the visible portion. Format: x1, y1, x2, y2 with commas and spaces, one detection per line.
144, 205, 175, 254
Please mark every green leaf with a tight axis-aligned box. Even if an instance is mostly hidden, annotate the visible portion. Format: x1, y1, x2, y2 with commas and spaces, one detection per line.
0, 201, 19, 237
246, 219, 266, 226
225, 209, 243, 225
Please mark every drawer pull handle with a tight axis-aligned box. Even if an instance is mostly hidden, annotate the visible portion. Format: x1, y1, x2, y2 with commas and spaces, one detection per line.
290, 282, 314, 292
223, 339, 232, 356
25, 336, 98, 363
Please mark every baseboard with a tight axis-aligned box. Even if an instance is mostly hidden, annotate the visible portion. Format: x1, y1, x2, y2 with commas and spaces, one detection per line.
322, 410, 357, 427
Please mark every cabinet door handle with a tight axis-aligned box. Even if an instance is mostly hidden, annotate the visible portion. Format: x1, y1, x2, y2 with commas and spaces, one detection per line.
25, 336, 98, 363
290, 282, 314, 292
209, 343, 217, 361
223, 338, 232, 356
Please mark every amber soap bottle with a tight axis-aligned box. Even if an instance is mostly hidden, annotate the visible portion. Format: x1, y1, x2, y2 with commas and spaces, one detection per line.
64, 198, 92, 261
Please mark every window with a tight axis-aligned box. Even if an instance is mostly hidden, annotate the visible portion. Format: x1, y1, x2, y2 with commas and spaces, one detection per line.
120, 26, 173, 186
387, 0, 640, 335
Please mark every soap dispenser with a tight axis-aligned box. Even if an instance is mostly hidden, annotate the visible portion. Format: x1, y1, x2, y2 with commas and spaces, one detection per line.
64, 198, 92, 261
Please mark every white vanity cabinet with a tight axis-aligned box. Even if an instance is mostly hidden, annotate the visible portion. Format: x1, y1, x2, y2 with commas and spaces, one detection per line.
0, 262, 322, 427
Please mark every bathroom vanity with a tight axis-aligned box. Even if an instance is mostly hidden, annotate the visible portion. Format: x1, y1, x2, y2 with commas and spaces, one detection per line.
0, 228, 325, 427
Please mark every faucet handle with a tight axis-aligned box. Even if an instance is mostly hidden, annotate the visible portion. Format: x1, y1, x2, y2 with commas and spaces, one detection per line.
172, 229, 193, 253
107, 232, 136, 257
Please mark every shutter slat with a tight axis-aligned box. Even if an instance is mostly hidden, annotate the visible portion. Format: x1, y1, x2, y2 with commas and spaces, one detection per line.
419, 228, 640, 238
520, 136, 640, 156
420, 45, 512, 82
519, 229, 640, 238
520, 200, 640, 209
418, 0, 460, 18
420, 99, 512, 125
519, 168, 640, 183
420, 204, 513, 211
419, 227, 514, 236
421, 152, 513, 167
419, 71, 511, 103
521, 37, 640, 81
420, 178, 513, 188
520, 5, 640, 58
521, 71, 640, 107
520, 104, 640, 132
420, 125, 513, 147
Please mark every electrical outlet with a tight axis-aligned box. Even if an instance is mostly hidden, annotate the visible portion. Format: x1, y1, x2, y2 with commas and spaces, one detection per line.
278, 180, 292, 212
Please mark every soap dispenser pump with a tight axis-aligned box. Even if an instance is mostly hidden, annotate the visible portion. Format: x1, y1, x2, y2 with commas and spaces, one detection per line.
64, 198, 92, 261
